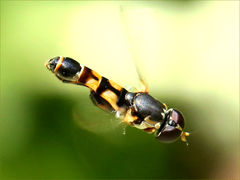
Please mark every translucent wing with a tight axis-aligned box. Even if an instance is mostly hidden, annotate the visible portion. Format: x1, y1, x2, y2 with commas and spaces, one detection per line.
119, 5, 149, 93
72, 98, 122, 134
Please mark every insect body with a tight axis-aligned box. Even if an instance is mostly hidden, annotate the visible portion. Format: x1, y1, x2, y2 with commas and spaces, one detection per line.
45, 56, 189, 143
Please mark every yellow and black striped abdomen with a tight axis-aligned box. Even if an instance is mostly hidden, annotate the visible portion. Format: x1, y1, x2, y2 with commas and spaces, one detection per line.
79, 66, 128, 112
46, 56, 128, 112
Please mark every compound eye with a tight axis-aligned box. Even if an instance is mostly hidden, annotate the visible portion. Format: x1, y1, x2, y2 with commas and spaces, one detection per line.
156, 109, 185, 142
170, 109, 184, 128
156, 126, 182, 142
47, 56, 60, 72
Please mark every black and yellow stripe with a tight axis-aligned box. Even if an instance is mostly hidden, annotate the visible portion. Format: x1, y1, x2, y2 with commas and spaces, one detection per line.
76, 66, 128, 112
48, 56, 128, 112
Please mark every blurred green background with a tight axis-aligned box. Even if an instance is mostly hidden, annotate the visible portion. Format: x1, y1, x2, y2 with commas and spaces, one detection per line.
0, 1, 239, 179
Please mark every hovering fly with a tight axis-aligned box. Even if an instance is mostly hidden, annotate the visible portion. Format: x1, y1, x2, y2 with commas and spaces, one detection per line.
45, 56, 190, 143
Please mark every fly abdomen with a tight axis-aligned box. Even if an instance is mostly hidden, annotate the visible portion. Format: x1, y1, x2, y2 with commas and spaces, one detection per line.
45, 56, 128, 112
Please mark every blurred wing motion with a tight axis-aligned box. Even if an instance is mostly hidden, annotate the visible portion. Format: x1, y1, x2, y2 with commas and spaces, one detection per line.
119, 5, 149, 93
72, 104, 121, 134
45, 56, 189, 143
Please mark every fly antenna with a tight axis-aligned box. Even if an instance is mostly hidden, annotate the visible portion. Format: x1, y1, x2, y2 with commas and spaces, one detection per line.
181, 131, 190, 146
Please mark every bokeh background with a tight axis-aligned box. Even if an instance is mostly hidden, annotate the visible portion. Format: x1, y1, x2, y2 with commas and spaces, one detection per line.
0, 1, 239, 179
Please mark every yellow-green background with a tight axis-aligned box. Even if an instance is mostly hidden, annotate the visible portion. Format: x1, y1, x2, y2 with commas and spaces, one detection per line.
0, 1, 239, 179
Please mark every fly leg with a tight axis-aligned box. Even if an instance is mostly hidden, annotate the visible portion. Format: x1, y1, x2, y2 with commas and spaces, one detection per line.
142, 116, 160, 133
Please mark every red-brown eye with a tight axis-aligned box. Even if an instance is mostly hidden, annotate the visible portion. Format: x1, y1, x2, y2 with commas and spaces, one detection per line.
156, 109, 184, 143
156, 126, 182, 142
170, 109, 184, 128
